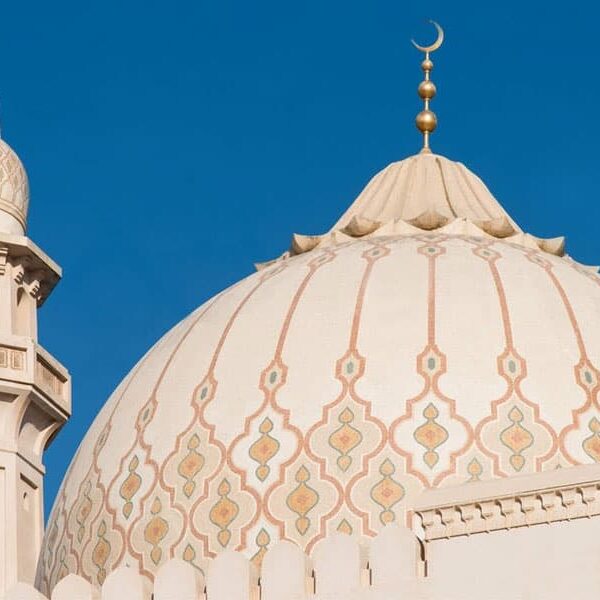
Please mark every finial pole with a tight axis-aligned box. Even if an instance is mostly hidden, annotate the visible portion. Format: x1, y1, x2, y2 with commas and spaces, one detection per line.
412, 21, 444, 154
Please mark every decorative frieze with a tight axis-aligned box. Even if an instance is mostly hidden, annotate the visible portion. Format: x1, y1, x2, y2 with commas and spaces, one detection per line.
0, 344, 26, 370
0, 342, 69, 410
35, 356, 65, 398
415, 464, 600, 540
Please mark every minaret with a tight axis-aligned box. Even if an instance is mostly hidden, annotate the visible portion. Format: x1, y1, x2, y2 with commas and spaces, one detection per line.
0, 136, 71, 593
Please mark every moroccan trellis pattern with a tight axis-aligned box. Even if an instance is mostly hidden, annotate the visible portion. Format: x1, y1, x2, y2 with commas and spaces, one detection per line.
38, 235, 600, 595
0, 138, 29, 224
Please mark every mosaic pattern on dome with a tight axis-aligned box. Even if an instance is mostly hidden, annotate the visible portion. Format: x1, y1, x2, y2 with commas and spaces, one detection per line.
38, 235, 600, 595
0, 140, 29, 223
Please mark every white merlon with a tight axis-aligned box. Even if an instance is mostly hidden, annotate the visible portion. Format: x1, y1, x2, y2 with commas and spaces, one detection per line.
4, 467, 600, 599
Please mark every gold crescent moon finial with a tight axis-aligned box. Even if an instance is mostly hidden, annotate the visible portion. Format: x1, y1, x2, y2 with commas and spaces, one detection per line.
412, 21, 444, 154
411, 20, 444, 54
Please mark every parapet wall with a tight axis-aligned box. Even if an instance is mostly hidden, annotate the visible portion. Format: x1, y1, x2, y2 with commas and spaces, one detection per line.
4, 527, 423, 600
6, 464, 600, 600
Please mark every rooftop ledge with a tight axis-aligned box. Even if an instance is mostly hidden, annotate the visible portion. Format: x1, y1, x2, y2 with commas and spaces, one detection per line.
414, 464, 600, 540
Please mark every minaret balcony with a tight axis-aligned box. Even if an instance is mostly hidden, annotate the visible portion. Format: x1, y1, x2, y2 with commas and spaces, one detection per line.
0, 336, 71, 471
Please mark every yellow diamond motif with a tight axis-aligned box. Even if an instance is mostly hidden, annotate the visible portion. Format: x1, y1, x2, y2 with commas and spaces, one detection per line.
286, 466, 319, 535
500, 406, 534, 472
329, 408, 363, 472
249, 417, 280, 482
370, 459, 405, 525
414, 404, 449, 468
209, 479, 240, 548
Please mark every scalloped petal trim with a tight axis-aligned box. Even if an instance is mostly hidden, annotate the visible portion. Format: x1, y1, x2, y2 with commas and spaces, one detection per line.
256, 217, 568, 270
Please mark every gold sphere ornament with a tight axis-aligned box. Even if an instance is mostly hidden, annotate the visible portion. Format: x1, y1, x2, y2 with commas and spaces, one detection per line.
418, 80, 436, 99
411, 21, 444, 152
421, 58, 434, 72
416, 110, 437, 133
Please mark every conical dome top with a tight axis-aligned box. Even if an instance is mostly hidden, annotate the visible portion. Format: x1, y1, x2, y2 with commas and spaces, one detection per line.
259, 153, 566, 269
333, 153, 520, 233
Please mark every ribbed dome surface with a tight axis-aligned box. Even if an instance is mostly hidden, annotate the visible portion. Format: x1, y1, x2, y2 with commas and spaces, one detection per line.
39, 227, 600, 591
333, 153, 519, 228
262, 154, 567, 267
0, 138, 29, 234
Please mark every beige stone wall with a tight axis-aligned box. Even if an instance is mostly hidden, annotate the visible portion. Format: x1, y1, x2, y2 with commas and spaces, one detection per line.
427, 518, 600, 600
418, 463, 600, 600
7, 465, 600, 599
8, 516, 600, 599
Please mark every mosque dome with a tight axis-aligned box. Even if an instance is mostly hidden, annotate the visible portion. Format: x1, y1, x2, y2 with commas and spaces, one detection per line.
0, 138, 29, 235
38, 150, 600, 593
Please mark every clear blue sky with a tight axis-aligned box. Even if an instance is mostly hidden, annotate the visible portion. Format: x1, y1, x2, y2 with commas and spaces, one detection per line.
1, 1, 598, 516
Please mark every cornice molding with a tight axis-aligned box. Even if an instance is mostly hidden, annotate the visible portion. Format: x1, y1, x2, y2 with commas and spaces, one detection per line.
0, 233, 61, 305
414, 464, 600, 540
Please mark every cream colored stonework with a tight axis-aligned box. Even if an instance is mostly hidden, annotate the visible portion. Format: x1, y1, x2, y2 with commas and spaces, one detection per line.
418, 465, 600, 600
0, 139, 70, 596
11, 466, 600, 598
38, 156, 600, 595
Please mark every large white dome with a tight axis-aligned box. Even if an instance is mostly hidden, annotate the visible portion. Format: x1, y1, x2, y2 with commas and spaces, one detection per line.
38, 154, 600, 593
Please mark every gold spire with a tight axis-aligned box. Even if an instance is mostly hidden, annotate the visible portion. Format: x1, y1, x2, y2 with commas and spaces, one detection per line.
412, 21, 444, 153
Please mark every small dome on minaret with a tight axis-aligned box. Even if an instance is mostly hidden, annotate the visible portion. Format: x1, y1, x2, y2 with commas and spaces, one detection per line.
0, 137, 29, 235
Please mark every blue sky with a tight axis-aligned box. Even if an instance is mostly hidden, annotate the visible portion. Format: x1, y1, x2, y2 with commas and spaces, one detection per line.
1, 1, 598, 516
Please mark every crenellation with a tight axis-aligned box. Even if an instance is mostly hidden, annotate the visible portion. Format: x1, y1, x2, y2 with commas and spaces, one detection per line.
50, 574, 97, 600
4, 512, 599, 599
